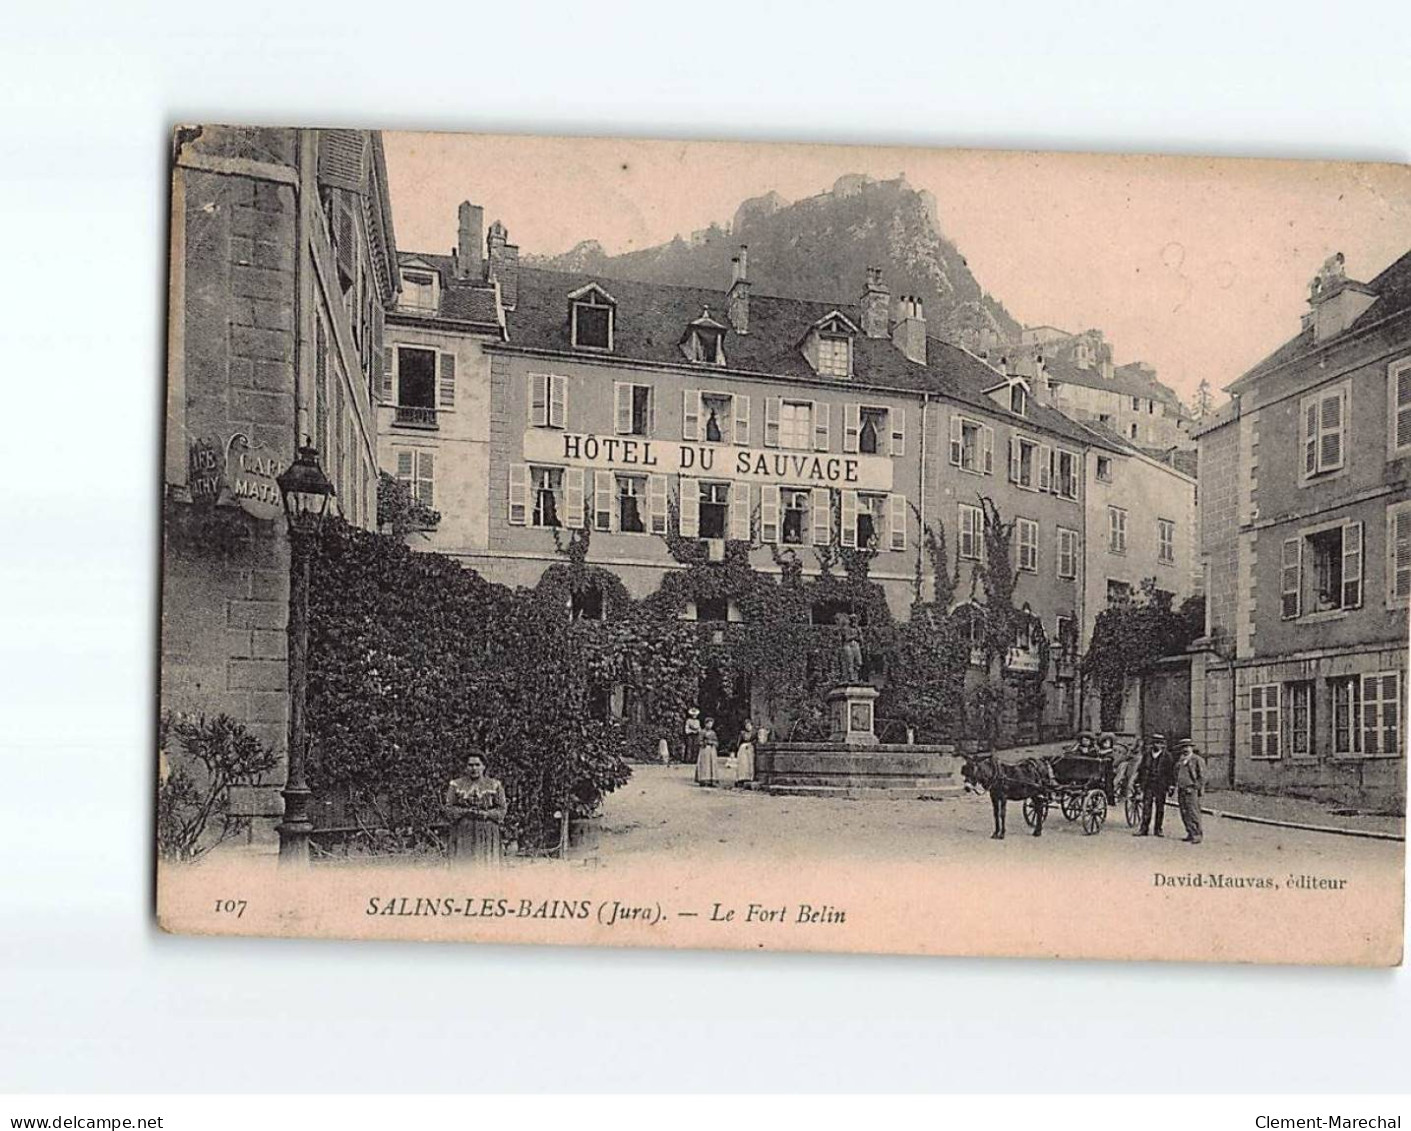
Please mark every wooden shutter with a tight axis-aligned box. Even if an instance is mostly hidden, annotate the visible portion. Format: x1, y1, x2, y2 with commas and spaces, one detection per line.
1320, 390, 1345, 470
1037, 443, 1052, 491
396, 449, 414, 485
1304, 400, 1319, 476
415, 451, 434, 506
529, 374, 548, 427
682, 390, 700, 441
729, 484, 750, 541
840, 490, 859, 548
949, 415, 963, 465
437, 353, 456, 408
959, 504, 975, 559
889, 493, 907, 552
891, 408, 906, 457
844, 404, 862, 453
982, 425, 995, 474
1281, 536, 1301, 619
764, 396, 781, 447
734, 395, 750, 446
813, 402, 830, 451
593, 470, 613, 532
317, 129, 367, 192
1395, 364, 1411, 451
1342, 520, 1363, 608
1009, 437, 1021, 483
380, 344, 394, 403
615, 384, 632, 434
811, 487, 832, 546
759, 485, 780, 544
1391, 506, 1411, 601
550, 375, 567, 429
647, 474, 668, 534
678, 476, 699, 537
507, 464, 529, 525
563, 467, 585, 529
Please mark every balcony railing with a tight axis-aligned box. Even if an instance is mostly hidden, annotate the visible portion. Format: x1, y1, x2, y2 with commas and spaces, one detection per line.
394, 405, 438, 429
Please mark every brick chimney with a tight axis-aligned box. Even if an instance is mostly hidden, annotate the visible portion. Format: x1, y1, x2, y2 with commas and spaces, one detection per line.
892, 295, 926, 365
486, 219, 519, 310
727, 245, 750, 334
860, 267, 891, 339
456, 202, 483, 280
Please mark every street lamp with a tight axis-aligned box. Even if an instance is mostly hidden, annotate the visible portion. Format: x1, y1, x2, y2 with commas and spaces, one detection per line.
275, 446, 335, 864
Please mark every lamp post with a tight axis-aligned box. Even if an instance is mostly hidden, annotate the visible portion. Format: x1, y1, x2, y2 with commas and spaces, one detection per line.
275, 446, 335, 865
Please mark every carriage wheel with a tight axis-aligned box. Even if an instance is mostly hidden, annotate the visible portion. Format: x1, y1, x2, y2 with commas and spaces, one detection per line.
1022, 796, 1045, 828
1060, 792, 1083, 822
1080, 789, 1108, 835
1124, 793, 1142, 828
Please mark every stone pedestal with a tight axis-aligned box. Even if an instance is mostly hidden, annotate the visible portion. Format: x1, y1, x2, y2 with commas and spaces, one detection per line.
826, 684, 879, 746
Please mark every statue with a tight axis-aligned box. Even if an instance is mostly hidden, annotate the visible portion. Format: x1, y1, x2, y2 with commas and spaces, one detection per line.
835, 612, 864, 684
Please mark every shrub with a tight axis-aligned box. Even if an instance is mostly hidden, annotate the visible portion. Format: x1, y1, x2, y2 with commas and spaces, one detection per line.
157, 712, 279, 861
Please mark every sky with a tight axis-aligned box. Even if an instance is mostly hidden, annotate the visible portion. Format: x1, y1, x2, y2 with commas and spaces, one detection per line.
383, 132, 1411, 405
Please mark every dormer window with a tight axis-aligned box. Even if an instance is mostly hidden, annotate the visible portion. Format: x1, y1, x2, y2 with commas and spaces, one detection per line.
568, 284, 616, 351
818, 336, 850, 378
682, 307, 727, 366
802, 312, 859, 378
1010, 383, 1028, 415
398, 267, 439, 313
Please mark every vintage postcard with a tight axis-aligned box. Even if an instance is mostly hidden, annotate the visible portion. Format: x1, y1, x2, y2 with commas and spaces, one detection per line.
157, 127, 1408, 964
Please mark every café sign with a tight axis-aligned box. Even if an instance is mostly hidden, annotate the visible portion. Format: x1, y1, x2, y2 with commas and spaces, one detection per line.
187, 433, 285, 521
522, 430, 894, 492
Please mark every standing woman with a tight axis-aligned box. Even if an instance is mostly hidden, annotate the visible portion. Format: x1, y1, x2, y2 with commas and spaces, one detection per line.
445, 749, 508, 867
695, 716, 720, 787
683, 706, 702, 766
734, 718, 756, 787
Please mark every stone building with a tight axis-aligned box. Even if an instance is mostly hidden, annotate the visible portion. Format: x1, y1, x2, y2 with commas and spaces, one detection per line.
1193, 250, 1410, 808
379, 202, 1173, 745
162, 127, 398, 832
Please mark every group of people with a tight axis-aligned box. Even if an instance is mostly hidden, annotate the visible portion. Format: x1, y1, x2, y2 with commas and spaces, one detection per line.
683, 706, 757, 787
1070, 729, 1207, 844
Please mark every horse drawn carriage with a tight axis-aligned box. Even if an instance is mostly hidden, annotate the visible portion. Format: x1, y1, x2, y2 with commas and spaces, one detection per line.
1020, 749, 1115, 836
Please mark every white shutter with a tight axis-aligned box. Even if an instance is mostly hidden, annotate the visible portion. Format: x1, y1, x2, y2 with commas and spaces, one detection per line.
729, 484, 750, 541
529, 374, 548, 427
1390, 506, 1411, 601
549, 374, 567, 429
891, 408, 906, 457
395, 449, 413, 485
648, 474, 668, 535
563, 467, 585, 529
764, 396, 781, 447
1009, 437, 1021, 483
982, 425, 995, 474
381, 345, 395, 403
814, 401, 830, 451
593, 470, 613, 531
508, 464, 529, 525
1342, 520, 1363, 608
844, 404, 862, 453
1321, 390, 1344, 470
889, 493, 907, 552
959, 504, 975, 559
682, 389, 700, 442
840, 490, 859, 548
615, 383, 632, 435
811, 487, 832, 545
1037, 443, 1052, 491
415, 451, 434, 506
1304, 400, 1318, 476
1281, 536, 1301, 619
949, 415, 962, 466
678, 476, 699, 537
437, 353, 456, 408
734, 395, 750, 446
760, 485, 781, 544
1395, 363, 1411, 451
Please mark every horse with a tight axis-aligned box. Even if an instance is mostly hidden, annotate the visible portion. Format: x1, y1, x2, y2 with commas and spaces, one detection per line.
960, 753, 1054, 839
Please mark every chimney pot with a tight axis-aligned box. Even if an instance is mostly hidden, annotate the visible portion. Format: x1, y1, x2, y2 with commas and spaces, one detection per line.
892, 292, 927, 365
457, 202, 484, 280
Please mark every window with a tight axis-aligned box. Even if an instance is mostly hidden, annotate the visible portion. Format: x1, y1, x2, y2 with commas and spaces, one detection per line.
1107, 506, 1127, 554
531, 466, 563, 528
616, 475, 646, 534
1054, 615, 1076, 662
1286, 680, 1314, 758
1010, 384, 1027, 415
1300, 383, 1348, 479
858, 407, 887, 454
782, 488, 810, 545
696, 596, 729, 623
615, 384, 654, 437
856, 493, 886, 549
1055, 449, 1079, 499
529, 373, 568, 429
817, 336, 850, 378
779, 401, 814, 450
1056, 527, 1078, 579
1250, 684, 1280, 759
1388, 501, 1411, 606
701, 392, 732, 443
1148, 399, 1155, 415
396, 346, 436, 422
949, 416, 994, 474
699, 481, 729, 540
1332, 672, 1401, 757
1158, 518, 1175, 565
1010, 437, 1037, 489
395, 449, 434, 508
1284, 520, 1363, 618
1016, 517, 1038, 572
1106, 579, 1132, 606
1131, 396, 1141, 412
958, 503, 983, 561
1096, 456, 1112, 482
1391, 358, 1411, 457
399, 269, 437, 312
1129, 423, 1139, 441
570, 584, 604, 622
690, 329, 725, 365
1332, 677, 1359, 755
571, 294, 613, 350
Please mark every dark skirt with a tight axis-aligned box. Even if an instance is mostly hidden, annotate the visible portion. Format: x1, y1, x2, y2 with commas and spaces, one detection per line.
449, 816, 503, 866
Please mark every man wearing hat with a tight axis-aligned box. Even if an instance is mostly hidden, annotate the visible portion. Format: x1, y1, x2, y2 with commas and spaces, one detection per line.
1134, 732, 1174, 836
1173, 738, 1206, 844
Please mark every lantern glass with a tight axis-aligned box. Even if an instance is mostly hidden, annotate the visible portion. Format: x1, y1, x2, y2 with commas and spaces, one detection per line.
276, 447, 335, 537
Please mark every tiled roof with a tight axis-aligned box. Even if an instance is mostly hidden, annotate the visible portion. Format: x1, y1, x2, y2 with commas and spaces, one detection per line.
499, 265, 1113, 450
1231, 246, 1411, 388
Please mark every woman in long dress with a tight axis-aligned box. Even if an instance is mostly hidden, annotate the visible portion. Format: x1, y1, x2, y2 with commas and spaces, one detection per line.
734, 718, 756, 787
445, 750, 508, 867
694, 717, 720, 786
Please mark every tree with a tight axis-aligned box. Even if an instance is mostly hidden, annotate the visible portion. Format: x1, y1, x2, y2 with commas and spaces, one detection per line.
157, 713, 280, 861
377, 471, 441, 538
1193, 379, 1214, 420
